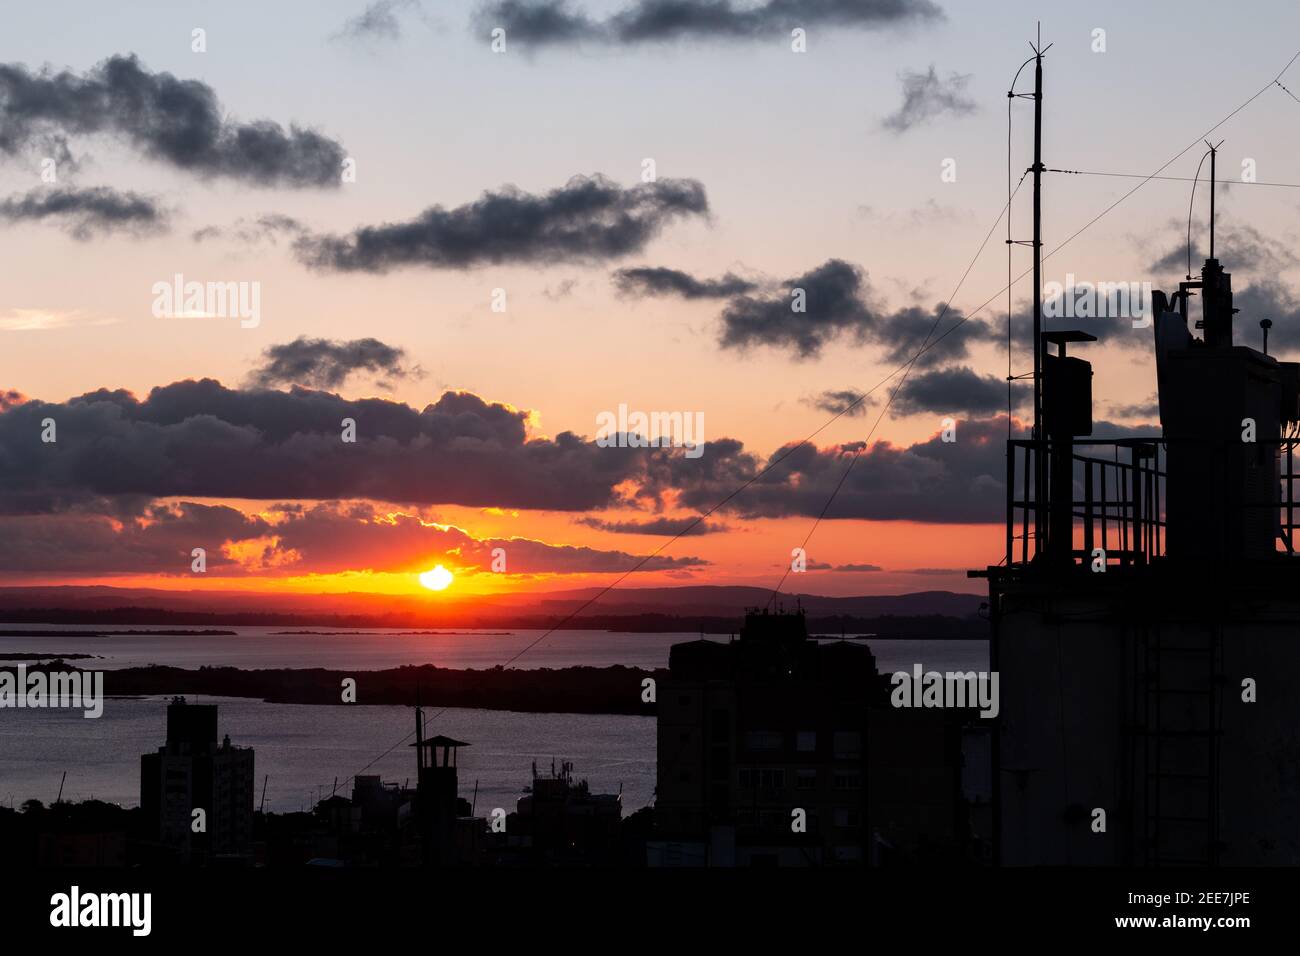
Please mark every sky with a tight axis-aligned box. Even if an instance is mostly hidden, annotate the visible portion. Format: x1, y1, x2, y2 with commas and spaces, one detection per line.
3, 0, 1300, 601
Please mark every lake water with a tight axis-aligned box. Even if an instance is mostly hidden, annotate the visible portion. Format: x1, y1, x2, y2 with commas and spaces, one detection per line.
0, 695, 657, 815
0, 624, 987, 675
0, 626, 987, 814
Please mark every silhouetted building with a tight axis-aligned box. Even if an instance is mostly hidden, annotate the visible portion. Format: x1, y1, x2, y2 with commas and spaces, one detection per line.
652, 609, 969, 866
505, 760, 622, 865
978, 250, 1300, 865
411, 712, 481, 865
140, 697, 254, 864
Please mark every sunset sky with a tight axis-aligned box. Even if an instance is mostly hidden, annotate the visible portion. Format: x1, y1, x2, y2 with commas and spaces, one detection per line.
4, 0, 1300, 600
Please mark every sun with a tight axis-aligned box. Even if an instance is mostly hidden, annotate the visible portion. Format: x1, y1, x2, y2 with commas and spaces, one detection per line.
418, 565, 454, 592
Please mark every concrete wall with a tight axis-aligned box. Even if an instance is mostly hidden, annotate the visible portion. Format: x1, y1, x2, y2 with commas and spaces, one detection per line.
995, 581, 1300, 866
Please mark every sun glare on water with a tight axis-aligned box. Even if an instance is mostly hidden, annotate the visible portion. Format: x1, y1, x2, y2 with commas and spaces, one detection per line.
419, 565, 454, 591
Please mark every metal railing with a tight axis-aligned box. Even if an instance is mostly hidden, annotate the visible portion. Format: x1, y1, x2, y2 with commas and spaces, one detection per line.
1004, 438, 1300, 567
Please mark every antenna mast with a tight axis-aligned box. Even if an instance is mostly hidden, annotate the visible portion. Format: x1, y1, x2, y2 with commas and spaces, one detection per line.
1206, 138, 1222, 259
1030, 26, 1052, 550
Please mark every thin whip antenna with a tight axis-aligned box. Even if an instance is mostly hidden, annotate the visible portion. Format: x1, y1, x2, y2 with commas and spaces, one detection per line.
1186, 148, 1212, 278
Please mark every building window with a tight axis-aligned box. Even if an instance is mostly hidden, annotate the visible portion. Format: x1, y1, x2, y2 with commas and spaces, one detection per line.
832, 731, 861, 759
796, 731, 817, 752
795, 769, 817, 791
743, 730, 782, 752
740, 768, 785, 789
758, 769, 785, 790
833, 809, 862, 828
833, 771, 862, 790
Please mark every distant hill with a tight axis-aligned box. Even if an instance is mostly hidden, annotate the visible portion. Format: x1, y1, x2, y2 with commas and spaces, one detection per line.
0, 584, 984, 629
481, 585, 984, 618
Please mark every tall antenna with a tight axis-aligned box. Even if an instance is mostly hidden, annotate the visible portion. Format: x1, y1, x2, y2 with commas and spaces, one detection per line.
1206, 138, 1223, 259
1029, 25, 1052, 550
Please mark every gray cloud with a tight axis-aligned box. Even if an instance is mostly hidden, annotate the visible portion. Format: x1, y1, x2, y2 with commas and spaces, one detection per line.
875, 302, 1000, 367
891, 365, 1023, 417
0, 55, 346, 188
720, 259, 876, 357
1105, 394, 1159, 420
0, 381, 643, 513
577, 515, 727, 535
475, 0, 943, 47
1233, 279, 1300, 354
809, 366, 1023, 421
0, 499, 706, 576
614, 265, 758, 299
806, 389, 876, 417
192, 214, 305, 245
294, 174, 708, 273
334, 0, 422, 41
0, 186, 166, 239
618, 257, 1004, 361
249, 337, 420, 390
649, 415, 1152, 523
1148, 220, 1299, 278
881, 65, 977, 133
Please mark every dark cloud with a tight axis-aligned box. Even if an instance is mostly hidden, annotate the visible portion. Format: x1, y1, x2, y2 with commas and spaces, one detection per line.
294, 174, 708, 273
832, 562, 882, 571
577, 515, 727, 535
649, 416, 1012, 522
624, 257, 1003, 361
249, 337, 419, 389
478, 0, 601, 43
476, 534, 706, 573
1147, 220, 1299, 278
0, 501, 266, 574
875, 302, 1000, 367
0, 186, 166, 239
721, 260, 999, 362
720, 259, 877, 357
807, 389, 875, 417
0, 381, 642, 513
0, 55, 346, 187
1233, 279, 1300, 354
475, 0, 943, 47
192, 214, 304, 245
1105, 394, 1159, 420
891, 365, 1024, 417
645, 416, 1153, 523
253, 501, 706, 575
614, 265, 758, 299
881, 65, 976, 133
334, 0, 422, 41
0, 499, 706, 576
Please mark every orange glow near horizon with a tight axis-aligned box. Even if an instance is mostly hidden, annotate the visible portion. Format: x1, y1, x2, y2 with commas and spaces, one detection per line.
0, 517, 1001, 601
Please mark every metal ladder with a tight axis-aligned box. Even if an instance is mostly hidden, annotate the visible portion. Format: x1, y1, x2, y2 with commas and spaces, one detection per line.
1137, 621, 1222, 866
